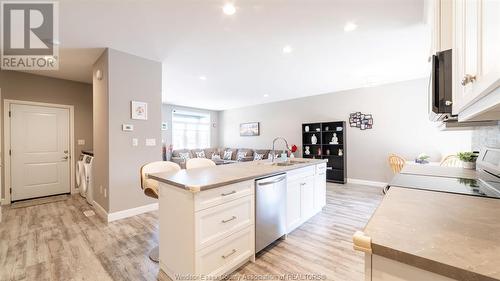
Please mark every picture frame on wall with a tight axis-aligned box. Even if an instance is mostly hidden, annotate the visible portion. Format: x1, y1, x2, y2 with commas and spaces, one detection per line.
131, 101, 148, 120
240, 122, 260, 136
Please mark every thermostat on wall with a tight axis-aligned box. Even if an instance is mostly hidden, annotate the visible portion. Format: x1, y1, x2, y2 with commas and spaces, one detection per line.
122, 124, 134, 131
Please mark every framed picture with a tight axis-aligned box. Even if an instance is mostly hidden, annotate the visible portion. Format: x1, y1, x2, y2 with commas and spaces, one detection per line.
240, 122, 260, 136
131, 101, 148, 120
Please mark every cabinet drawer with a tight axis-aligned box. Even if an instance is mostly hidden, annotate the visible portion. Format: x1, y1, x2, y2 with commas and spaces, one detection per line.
195, 195, 254, 250
287, 166, 315, 182
196, 226, 254, 277
195, 180, 254, 211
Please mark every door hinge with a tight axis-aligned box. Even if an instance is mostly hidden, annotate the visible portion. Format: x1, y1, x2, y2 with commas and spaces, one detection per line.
9, 188, 12, 195
9, 149, 11, 156
8, 111, 11, 117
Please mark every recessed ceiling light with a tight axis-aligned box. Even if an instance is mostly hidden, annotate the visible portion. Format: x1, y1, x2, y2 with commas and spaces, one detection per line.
199, 76, 207, 80
263, 94, 269, 98
223, 3, 236, 15
344, 22, 358, 32
282, 45, 292, 54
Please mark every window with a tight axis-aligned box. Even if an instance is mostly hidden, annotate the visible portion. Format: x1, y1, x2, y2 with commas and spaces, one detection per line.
172, 110, 211, 149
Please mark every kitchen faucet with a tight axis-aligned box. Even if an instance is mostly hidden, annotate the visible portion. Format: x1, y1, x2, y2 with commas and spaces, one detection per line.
271, 137, 290, 162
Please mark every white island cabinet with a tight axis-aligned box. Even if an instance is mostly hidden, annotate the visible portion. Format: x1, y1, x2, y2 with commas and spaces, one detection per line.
155, 160, 328, 280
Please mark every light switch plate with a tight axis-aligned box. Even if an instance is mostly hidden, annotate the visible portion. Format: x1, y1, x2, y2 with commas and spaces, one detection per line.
122, 124, 134, 131
145, 138, 156, 146
77, 139, 85, 145
132, 138, 139, 147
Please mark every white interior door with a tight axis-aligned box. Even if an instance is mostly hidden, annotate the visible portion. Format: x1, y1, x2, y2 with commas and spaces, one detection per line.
10, 104, 70, 201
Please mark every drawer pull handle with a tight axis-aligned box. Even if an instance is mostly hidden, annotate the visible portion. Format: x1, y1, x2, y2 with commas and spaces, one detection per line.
221, 216, 237, 223
319, 172, 325, 176
222, 249, 237, 259
221, 190, 236, 197
300, 182, 306, 186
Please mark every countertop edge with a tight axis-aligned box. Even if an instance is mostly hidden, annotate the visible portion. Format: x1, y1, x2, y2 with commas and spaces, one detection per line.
371, 243, 498, 281
149, 159, 327, 192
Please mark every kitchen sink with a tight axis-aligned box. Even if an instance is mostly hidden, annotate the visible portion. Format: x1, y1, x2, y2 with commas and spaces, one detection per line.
269, 160, 309, 166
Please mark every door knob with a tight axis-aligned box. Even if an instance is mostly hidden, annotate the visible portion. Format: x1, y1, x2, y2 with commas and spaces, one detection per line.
461, 74, 476, 86
62, 156, 69, 160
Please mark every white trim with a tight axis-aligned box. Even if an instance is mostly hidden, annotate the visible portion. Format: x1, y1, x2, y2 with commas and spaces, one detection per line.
107, 203, 158, 222
92, 200, 108, 221
3, 99, 75, 204
347, 178, 388, 188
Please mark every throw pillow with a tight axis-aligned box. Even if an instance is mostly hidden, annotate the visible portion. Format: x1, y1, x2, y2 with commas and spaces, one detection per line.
254, 153, 264, 160
223, 150, 233, 160
237, 151, 247, 161
211, 153, 221, 160
179, 152, 190, 160
195, 151, 205, 158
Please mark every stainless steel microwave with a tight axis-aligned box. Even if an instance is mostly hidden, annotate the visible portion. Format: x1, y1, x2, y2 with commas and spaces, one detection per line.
429, 49, 453, 121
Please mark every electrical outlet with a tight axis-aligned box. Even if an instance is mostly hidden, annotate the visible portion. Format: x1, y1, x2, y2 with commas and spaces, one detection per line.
77, 139, 85, 145
132, 138, 139, 147
104, 188, 107, 198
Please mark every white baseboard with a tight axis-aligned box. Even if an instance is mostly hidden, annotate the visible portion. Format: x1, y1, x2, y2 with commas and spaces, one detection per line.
92, 200, 158, 222
107, 203, 158, 222
347, 178, 387, 188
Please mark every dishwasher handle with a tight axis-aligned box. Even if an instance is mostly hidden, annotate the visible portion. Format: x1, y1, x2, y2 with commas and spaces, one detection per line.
257, 176, 286, 186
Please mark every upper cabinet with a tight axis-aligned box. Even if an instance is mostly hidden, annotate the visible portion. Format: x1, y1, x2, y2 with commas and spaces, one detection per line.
452, 0, 500, 121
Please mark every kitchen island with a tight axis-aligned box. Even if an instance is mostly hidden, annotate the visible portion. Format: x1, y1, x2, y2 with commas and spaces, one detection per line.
149, 158, 327, 279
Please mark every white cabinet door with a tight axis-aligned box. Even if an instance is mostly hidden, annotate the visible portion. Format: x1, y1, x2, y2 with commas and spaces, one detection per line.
453, 0, 500, 118
286, 180, 301, 232
300, 176, 315, 222
314, 170, 327, 212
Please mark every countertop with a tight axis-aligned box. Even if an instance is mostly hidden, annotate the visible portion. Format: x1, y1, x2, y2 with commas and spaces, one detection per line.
149, 158, 327, 192
401, 164, 477, 179
363, 186, 500, 281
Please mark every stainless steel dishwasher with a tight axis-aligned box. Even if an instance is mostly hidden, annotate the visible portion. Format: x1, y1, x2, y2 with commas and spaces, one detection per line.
255, 173, 287, 253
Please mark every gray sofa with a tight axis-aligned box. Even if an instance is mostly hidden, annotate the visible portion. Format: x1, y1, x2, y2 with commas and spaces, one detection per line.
171, 147, 284, 168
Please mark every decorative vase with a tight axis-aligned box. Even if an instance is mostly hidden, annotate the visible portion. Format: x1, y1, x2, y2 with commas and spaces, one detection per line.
462, 161, 476, 170
338, 149, 343, 156
305, 146, 310, 155
290, 153, 295, 158
325, 126, 329, 131
311, 134, 318, 144
326, 149, 330, 155
317, 148, 322, 156
305, 126, 309, 132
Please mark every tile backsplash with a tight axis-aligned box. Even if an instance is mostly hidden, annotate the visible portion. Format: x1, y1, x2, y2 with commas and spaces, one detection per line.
471, 123, 500, 151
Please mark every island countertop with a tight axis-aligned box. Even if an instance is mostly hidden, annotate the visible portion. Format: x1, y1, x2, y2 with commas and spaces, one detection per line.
149, 158, 327, 192
363, 186, 500, 281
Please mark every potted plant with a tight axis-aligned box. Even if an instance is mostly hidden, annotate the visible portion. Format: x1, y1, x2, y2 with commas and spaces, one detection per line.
415, 153, 430, 164
289, 144, 298, 158
457, 152, 479, 169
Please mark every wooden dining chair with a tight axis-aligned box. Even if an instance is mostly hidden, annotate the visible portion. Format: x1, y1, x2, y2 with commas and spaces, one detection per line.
440, 154, 461, 167
140, 161, 181, 262
186, 158, 216, 170
388, 154, 406, 174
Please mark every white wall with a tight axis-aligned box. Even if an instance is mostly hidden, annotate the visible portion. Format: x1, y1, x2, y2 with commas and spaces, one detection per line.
219, 79, 472, 182
161, 104, 219, 148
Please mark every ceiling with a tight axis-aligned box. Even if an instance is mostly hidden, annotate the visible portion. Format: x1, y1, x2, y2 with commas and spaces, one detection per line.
27, 0, 430, 110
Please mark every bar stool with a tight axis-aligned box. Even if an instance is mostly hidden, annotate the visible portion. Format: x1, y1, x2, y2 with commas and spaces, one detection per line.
140, 161, 181, 262
186, 158, 216, 170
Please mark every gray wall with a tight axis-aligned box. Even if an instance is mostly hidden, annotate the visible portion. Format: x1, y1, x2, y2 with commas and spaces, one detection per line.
0, 70, 93, 200
161, 104, 219, 148
92, 51, 110, 210
472, 123, 500, 150
93, 48, 162, 213
219, 79, 472, 182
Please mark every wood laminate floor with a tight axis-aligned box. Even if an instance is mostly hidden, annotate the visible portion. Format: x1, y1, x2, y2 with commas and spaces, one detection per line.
0, 183, 383, 281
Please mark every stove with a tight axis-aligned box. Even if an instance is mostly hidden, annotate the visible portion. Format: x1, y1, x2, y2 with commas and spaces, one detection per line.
389, 147, 500, 199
